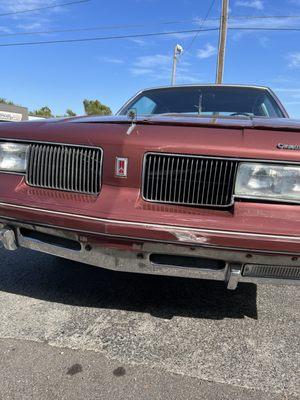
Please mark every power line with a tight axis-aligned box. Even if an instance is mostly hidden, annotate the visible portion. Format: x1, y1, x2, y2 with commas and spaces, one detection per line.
229, 15, 300, 19
0, 20, 208, 38
0, 28, 220, 48
185, 0, 217, 52
0, 0, 91, 17
229, 27, 300, 31
0, 25, 298, 48
2, 15, 300, 39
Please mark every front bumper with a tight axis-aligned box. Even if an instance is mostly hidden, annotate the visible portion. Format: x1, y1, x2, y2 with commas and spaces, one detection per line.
1, 221, 299, 290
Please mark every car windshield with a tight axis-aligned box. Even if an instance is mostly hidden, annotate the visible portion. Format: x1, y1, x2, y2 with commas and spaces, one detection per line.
119, 86, 285, 118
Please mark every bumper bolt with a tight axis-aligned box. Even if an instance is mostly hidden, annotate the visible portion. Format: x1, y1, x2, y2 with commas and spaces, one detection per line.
85, 244, 92, 252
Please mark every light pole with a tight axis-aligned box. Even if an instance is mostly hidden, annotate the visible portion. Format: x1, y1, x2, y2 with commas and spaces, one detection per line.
216, 0, 229, 84
171, 44, 184, 85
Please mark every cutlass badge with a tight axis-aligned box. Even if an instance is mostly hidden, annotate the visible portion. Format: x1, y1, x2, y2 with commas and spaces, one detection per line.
277, 143, 300, 151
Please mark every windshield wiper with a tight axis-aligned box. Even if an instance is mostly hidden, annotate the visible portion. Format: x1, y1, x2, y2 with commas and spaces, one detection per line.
193, 91, 203, 115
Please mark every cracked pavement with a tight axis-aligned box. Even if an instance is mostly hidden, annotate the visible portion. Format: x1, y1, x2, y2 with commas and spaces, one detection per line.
0, 246, 299, 399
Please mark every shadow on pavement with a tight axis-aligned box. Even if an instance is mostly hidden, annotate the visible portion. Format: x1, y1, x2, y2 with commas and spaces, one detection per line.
0, 247, 257, 320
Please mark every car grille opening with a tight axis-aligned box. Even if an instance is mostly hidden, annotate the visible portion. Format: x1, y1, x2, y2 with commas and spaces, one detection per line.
26, 143, 102, 195
150, 254, 226, 270
20, 228, 81, 251
143, 153, 239, 207
243, 264, 300, 280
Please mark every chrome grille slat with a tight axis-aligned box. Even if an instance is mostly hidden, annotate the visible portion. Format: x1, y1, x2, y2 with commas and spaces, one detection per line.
164, 157, 171, 202
32, 145, 37, 185
56, 147, 61, 189
143, 153, 239, 207
26, 143, 102, 195
220, 161, 228, 204
27, 145, 34, 184
150, 156, 156, 200
178, 158, 184, 203
182, 158, 189, 203
94, 150, 99, 194
47, 146, 53, 188
173, 158, 180, 203
191, 159, 199, 203
201, 159, 208, 205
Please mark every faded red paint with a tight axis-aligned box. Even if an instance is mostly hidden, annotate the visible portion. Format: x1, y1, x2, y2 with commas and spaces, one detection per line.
0, 115, 300, 254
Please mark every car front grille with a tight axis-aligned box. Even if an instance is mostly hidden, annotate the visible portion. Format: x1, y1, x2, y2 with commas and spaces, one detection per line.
243, 264, 300, 280
142, 153, 239, 207
26, 143, 102, 195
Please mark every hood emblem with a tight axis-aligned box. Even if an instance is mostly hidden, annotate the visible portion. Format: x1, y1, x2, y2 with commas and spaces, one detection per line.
277, 143, 300, 151
126, 108, 137, 136
115, 157, 128, 177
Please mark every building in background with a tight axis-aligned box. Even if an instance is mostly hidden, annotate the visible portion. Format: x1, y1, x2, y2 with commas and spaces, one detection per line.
0, 104, 28, 122
28, 116, 46, 121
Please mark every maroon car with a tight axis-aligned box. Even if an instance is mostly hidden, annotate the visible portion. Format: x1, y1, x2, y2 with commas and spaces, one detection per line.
0, 84, 300, 290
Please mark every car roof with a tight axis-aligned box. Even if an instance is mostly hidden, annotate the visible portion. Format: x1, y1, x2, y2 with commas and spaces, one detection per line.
140, 84, 271, 91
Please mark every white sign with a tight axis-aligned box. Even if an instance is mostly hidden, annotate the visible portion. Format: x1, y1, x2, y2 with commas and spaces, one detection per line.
0, 111, 23, 122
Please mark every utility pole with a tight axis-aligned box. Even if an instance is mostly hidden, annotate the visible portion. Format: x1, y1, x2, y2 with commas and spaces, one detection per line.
171, 44, 184, 85
216, 0, 229, 84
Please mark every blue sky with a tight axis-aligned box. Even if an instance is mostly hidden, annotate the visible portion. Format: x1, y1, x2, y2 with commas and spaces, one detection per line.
1, 0, 300, 117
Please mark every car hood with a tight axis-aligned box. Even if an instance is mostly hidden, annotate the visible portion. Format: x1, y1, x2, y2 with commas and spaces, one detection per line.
3, 115, 300, 132
64, 115, 300, 132
1, 113, 300, 165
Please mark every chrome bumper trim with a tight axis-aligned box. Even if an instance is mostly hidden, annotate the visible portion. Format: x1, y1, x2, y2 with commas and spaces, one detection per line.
0, 201, 300, 243
1, 224, 300, 290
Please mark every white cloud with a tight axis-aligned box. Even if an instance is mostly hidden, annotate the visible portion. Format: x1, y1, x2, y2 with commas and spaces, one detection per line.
258, 36, 270, 48
275, 88, 300, 93
0, 26, 13, 34
197, 43, 217, 59
0, 1, 57, 14
288, 53, 300, 68
130, 53, 202, 84
0, 0, 77, 37
130, 68, 154, 76
129, 38, 148, 46
130, 54, 171, 78
174, 72, 203, 84
285, 101, 300, 105
17, 22, 43, 31
134, 54, 171, 69
274, 88, 300, 102
235, 0, 264, 10
97, 56, 124, 64
272, 76, 292, 84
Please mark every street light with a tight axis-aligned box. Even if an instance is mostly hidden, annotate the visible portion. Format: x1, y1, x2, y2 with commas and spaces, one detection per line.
171, 44, 184, 85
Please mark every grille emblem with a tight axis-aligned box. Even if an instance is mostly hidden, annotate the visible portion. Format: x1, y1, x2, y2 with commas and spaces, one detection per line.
115, 157, 128, 177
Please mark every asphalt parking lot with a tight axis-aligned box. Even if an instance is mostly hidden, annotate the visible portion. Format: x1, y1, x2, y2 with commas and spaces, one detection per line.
0, 245, 299, 400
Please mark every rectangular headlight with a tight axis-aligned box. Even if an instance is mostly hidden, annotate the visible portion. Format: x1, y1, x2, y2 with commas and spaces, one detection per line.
0, 142, 29, 173
235, 162, 300, 203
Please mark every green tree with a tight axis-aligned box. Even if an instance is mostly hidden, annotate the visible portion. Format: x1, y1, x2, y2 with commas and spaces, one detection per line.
83, 99, 112, 116
0, 98, 15, 106
66, 109, 77, 117
30, 106, 53, 118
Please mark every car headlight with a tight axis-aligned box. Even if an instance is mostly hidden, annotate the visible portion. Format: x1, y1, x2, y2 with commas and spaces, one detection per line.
0, 142, 29, 173
235, 162, 300, 202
